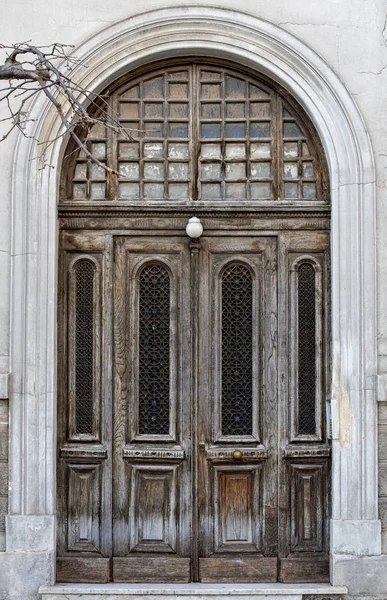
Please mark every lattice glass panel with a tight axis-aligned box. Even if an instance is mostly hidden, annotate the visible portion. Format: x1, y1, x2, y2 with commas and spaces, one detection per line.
74, 260, 95, 435
65, 63, 328, 203
138, 264, 171, 435
297, 263, 316, 435
198, 67, 273, 200
221, 263, 253, 436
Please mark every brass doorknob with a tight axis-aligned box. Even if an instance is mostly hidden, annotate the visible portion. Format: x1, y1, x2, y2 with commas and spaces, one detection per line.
232, 449, 243, 460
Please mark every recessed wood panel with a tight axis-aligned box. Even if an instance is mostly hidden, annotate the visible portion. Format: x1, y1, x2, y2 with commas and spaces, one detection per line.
130, 464, 178, 553
290, 462, 326, 552
67, 463, 102, 553
279, 555, 329, 583
214, 464, 262, 553
113, 557, 191, 583
56, 557, 110, 583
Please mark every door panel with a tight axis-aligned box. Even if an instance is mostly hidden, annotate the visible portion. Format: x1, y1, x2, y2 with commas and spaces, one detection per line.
197, 237, 278, 581
112, 237, 191, 582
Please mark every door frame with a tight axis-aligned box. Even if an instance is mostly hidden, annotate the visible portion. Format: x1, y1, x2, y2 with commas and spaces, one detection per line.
6, 6, 379, 595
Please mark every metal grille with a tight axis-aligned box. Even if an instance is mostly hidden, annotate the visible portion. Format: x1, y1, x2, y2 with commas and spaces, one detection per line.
138, 264, 170, 435
75, 260, 94, 435
298, 262, 316, 435
221, 263, 253, 436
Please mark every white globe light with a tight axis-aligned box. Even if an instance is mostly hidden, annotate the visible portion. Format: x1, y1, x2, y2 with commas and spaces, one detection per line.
186, 216, 203, 239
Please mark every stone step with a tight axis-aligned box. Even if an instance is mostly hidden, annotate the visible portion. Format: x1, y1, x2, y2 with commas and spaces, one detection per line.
40, 583, 347, 600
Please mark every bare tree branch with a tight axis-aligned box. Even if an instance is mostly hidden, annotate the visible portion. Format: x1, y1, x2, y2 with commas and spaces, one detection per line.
0, 41, 136, 174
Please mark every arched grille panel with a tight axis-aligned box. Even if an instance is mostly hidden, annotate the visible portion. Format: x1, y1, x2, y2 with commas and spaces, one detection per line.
297, 262, 316, 435
138, 263, 171, 435
221, 263, 253, 436
74, 260, 95, 435
63, 63, 329, 203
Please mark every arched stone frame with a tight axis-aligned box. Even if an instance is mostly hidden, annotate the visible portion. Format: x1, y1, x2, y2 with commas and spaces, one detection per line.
4, 4, 382, 592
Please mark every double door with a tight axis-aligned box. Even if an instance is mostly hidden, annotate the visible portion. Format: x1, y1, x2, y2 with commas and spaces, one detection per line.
57, 229, 330, 583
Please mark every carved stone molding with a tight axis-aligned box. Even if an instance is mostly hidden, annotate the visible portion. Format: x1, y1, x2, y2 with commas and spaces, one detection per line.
6, 4, 378, 593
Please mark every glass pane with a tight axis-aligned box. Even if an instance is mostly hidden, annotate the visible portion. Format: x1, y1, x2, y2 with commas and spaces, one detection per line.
144, 183, 164, 198
226, 163, 246, 179
143, 76, 164, 98
73, 183, 87, 199
145, 122, 164, 137
297, 263, 316, 435
226, 182, 246, 198
120, 85, 139, 99
91, 143, 106, 160
225, 76, 246, 98
250, 143, 271, 159
169, 143, 189, 159
74, 163, 87, 179
226, 103, 245, 118
119, 163, 140, 179
119, 182, 140, 199
284, 163, 298, 179
201, 84, 221, 99
169, 183, 189, 199
221, 263, 252, 436
119, 142, 139, 159
284, 122, 303, 137
225, 123, 246, 138
91, 164, 106, 181
168, 83, 188, 98
249, 84, 269, 99
74, 260, 95, 435
144, 103, 164, 119
225, 143, 246, 159
88, 123, 106, 138
250, 102, 271, 118
138, 264, 170, 435
168, 70, 189, 80
200, 70, 222, 80
303, 162, 315, 178
201, 163, 222, 179
201, 143, 222, 159
251, 182, 272, 198
284, 142, 298, 158
169, 103, 189, 119
144, 163, 165, 179
90, 183, 106, 199
302, 142, 311, 157
250, 122, 271, 138
144, 143, 164, 159
201, 123, 221, 138
169, 123, 188, 137
303, 183, 317, 199
168, 163, 189, 180
119, 102, 139, 119
201, 183, 222, 199
284, 182, 299, 198
201, 103, 222, 119
251, 163, 271, 178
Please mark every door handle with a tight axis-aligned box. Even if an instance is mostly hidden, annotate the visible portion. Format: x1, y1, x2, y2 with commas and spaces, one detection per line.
232, 449, 243, 460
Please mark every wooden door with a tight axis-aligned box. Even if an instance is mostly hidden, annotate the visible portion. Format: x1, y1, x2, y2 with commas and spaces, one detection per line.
197, 236, 278, 582
56, 228, 330, 583
112, 236, 192, 582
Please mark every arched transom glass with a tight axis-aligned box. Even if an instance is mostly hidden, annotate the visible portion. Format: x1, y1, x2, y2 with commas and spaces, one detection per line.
62, 62, 329, 203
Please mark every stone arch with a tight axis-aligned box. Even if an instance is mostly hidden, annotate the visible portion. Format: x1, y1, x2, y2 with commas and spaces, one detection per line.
7, 5, 378, 589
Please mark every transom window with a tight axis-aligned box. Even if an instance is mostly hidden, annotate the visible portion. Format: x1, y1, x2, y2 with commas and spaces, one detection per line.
62, 62, 329, 203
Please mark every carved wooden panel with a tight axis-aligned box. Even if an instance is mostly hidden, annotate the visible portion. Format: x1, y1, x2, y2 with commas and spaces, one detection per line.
67, 462, 103, 553
129, 464, 179, 553
289, 462, 326, 552
213, 465, 263, 553
61, 62, 329, 203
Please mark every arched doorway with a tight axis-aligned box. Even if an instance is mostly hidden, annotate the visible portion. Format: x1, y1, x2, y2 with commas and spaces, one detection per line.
56, 60, 331, 584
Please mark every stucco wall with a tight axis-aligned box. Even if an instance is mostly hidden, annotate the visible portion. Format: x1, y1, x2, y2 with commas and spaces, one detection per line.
0, 0, 386, 570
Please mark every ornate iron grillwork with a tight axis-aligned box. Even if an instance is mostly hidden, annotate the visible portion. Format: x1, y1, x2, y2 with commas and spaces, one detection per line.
298, 262, 316, 435
74, 260, 95, 435
221, 263, 253, 436
138, 263, 170, 435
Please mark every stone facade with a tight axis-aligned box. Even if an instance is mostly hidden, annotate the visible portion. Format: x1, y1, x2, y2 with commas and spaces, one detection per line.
0, 2, 387, 599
